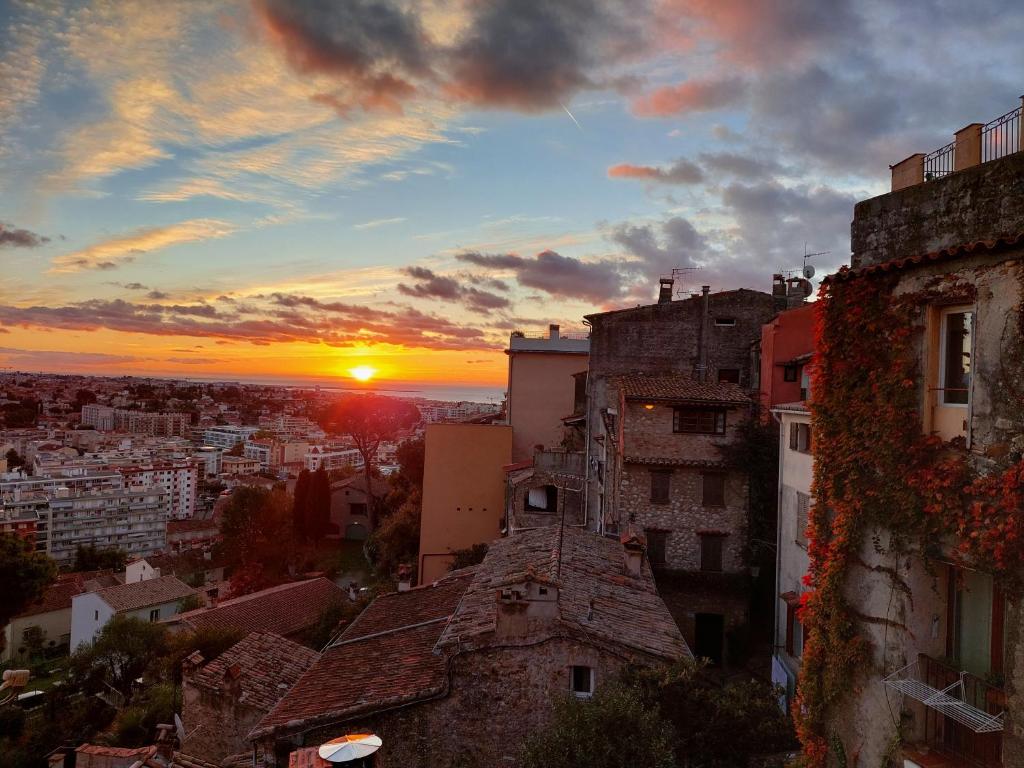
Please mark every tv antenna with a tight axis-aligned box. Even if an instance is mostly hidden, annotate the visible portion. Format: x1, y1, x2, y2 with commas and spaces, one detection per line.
670, 266, 702, 299
801, 243, 828, 280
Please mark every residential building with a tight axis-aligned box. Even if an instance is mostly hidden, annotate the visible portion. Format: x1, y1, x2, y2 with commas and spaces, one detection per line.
0, 490, 45, 548
166, 518, 220, 553
79, 404, 115, 431
257, 414, 326, 442
169, 578, 345, 642
505, 324, 589, 461
3, 574, 84, 663
305, 445, 363, 472
250, 526, 689, 767
47, 486, 169, 566
222, 455, 260, 475
756, 301, 816, 414
203, 426, 260, 450
418, 423, 512, 583
70, 575, 195, 648
121, 462, 198, 519
180, 631, 319, 764
192, 446, 222, 477
506, 448, 586, 533
242, 440, 272, 471
330, 475, 388, 540
800, 110, 1024, 767
80, 405, 192, 437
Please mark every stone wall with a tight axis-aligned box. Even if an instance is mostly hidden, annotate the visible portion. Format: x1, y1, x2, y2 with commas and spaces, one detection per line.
182, 676, 266, 763
618, 463, 746, 572
851, 151, 1024, 269
255, 638, 657, 768
620, 400, 747, 462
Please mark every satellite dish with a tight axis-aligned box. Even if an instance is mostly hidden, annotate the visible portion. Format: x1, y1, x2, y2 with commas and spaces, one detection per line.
318, 734, 383, 763
174, 713, 187, 744
798, 279, 814, 298
802, 264, 816, 279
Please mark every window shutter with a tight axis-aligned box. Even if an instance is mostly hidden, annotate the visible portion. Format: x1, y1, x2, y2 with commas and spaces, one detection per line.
789, 423, 799, 450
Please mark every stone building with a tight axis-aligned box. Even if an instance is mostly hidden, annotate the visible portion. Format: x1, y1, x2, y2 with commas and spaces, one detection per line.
249, 525, 689, 767
329, 474, 388, 541
505, 448, 585, 532
181, 631, 318, 764
800, 108, 1024, 767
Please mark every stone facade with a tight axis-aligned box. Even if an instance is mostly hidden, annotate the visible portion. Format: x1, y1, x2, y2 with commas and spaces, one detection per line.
506, 449, 585, 531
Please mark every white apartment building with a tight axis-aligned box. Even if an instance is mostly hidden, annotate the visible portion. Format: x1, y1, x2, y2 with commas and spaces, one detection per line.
203, 425, 261, 450
70, 575, 194, 648
46, 486, 169, 566
121, 462, 198, 520
243, 441, 272, 471
192, 447, 222, 477
80, 404, 115, 431
305, 446, 363, 472
257, 414, 326, 442
771, 401, 813, 709
80, 405, 191, 437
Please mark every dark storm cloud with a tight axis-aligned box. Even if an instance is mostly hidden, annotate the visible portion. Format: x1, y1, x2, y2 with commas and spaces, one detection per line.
0, 223, 50, 248
610, 216, 705, 276
457, 250, 626, 304
398, 266, 511, 312
698, 152, 784, 180
146, 290, 170, 299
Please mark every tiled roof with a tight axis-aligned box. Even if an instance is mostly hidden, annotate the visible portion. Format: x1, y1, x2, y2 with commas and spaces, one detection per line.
251, 570, 473, 739
330, 475, 389, 497
829, 232, 1024, 282
190, 631, 318, 713
438, 526, 690, 662
175, 578, 344, 638
76, 744, 156, 758
167, 518, 219, 534
17, 574, 86, 618
624, 456, 729, 468
339, 569, 475, 642
772, 401, 810, 414
616, 372, 750, 405
94, 575, 195, 612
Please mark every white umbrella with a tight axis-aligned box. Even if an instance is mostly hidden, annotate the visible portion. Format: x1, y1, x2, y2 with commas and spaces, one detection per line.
317, 734, 383, 763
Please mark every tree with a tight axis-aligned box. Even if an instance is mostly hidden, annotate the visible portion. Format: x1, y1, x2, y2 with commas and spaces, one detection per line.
307, 468, 333, 539
369, 489, 421, 578
68, 615, 169, 700
293, 469, 312, 539
0, 534, 56, 656
522, 681, 675, 768
74, 389, 97, 408
219, 486, 294, 578
73, 544, 127, 572
329, 395, 420, 528
4, 448, 24, 469
448, 542, 488, 571
394, 436, 425, 491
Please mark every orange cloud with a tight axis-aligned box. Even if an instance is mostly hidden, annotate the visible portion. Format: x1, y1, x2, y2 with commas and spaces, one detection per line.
631, 77, 745, 117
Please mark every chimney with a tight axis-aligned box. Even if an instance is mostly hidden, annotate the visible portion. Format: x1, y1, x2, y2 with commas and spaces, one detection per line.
786, 277, 811, 308
548, 324, 560, 340
658, 277, 674, 304
397, 564, 412, 592
620, 532, 645, 577
772, 273, 787, 311
154, 724, 176, 760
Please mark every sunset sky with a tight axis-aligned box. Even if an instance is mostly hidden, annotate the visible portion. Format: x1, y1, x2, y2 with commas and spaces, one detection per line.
1, 0, 1022, 394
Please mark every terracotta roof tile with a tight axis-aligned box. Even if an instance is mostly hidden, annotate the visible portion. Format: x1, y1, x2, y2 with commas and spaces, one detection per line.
615, 372, 750, 405
437, 527, 690, 662
190, 631, 318, 713
175, 578, 344, 639
624, 456, 729, 468
17, 575, 86, 618
92, 576, 195, 612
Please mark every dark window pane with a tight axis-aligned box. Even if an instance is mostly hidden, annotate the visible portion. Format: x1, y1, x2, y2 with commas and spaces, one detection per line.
646, 529, 667, 567
783, 365, 799, 382
717, 368, 740, 384
700, 535, 724, 572
650, 470, 671, 503
571, 665, 593, 694
674, 408, 726, 434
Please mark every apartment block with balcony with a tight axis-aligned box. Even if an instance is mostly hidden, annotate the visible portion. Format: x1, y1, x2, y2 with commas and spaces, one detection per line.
809, 103, 1024, 768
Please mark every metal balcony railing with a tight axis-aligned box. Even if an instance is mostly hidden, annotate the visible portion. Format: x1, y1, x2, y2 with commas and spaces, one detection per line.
924, 141, 956, 181
982, 105, 1022, 164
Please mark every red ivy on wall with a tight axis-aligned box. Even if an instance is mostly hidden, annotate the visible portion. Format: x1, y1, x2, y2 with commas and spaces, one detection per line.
794, 267, 1024, 766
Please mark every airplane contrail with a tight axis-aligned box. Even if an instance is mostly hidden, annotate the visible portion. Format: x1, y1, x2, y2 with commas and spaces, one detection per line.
561, 103, 583, 132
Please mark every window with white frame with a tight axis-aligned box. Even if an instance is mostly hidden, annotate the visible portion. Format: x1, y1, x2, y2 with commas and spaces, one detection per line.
939, 307, 974, 406
570, 665, 595, 698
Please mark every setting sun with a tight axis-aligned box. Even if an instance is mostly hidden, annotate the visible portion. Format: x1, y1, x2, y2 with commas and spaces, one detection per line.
349, 365, 377, 382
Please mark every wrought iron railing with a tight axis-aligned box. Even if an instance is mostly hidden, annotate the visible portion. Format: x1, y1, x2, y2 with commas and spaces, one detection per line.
919, 654, 1004, 768
982, 105, 1022, 163
924, 141, 956, 181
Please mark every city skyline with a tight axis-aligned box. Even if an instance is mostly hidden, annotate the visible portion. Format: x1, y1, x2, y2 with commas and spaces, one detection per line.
2, 0, 1023, 388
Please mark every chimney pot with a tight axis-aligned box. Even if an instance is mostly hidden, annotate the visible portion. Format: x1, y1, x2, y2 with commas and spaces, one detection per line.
658, 278, 674, 304
549, 324, 560, 340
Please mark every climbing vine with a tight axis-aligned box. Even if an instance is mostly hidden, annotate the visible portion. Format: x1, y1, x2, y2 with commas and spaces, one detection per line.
794, 266, 1024, 766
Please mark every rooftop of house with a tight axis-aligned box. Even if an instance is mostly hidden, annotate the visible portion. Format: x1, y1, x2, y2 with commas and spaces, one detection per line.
166, 518, 219, 535
329, 474, 389, 497
250, 568, 476, 739
189, 631, 319, 712
615, 372, 751, 406
438, 526, 690, 661
173, 578, 344, 638
87, 575, 195, 612
16, 574, 87, 618
252, 527, 689, 740
584, 287, 772, 321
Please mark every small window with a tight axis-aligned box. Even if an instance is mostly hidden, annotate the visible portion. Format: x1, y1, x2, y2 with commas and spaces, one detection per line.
349, 502, 368, 516
717, 368, 740, 384
702, 473, 726, 507
783, 364, 799, 382
570, 665, 595, 698
650, 470, 671, 504
149, 608, 160, 622
940, 308, 973, 405
94, 610, 99, 621
700, 534, 724, 572
789, 422, 812, 453
795, 492, 811, 547
646, 529, 668, 568
525, 485, 558, 512
714, 318, 736, 327
673, 408, 726, 434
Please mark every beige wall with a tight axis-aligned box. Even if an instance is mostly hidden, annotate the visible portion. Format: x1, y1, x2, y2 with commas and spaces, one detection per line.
507, 352, 585, 462
418, 424, 512, 584
3, 608, 72, 663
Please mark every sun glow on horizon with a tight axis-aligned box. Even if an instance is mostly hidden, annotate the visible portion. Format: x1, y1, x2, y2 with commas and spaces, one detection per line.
349, 365, 377, 382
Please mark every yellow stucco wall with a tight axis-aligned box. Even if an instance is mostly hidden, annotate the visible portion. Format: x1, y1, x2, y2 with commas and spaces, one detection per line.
507, 352, 585, 462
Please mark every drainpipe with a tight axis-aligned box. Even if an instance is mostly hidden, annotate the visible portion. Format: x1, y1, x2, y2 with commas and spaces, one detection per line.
697, 285, 710, 382
581, 318, 593, 532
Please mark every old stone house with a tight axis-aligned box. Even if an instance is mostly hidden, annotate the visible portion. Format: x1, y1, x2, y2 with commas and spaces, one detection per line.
329, 475, 388, 541
798, 112, 1024, 767
249, 525, 689, 767
181, 631, 319, 764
